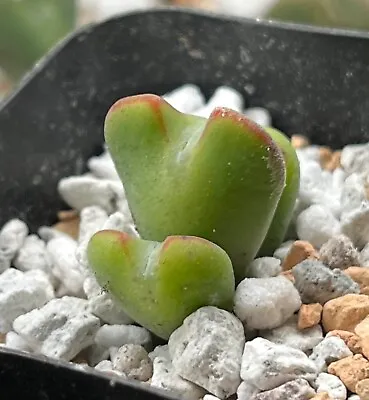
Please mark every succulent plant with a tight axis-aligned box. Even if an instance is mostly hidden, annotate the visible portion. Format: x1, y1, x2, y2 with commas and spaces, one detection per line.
87, 93, 300, 337
103, 94, 289, 282
87, 230, 235, 339
258, 127, 300, 256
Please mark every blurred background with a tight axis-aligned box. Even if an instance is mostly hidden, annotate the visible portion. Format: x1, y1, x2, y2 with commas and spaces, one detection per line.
1, 0, 369, 101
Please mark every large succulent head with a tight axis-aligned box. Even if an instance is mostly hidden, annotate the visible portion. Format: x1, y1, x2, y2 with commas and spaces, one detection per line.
87, 93, 300, 337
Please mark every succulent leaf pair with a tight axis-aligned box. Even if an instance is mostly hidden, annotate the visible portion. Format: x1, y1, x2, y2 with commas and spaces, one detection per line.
87, 93, 299, 338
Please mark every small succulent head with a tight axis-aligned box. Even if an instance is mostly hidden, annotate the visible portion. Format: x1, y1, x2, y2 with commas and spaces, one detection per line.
87, 93, 300, 337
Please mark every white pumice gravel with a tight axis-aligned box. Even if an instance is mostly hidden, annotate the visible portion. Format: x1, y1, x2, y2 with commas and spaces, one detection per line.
94, 324, 151, 349
260, 316, 323, 352
292, 260, 360, 304
247, 257, 282, 278
112, 344, 153, 381
234, 276, 301, 330
168, 306, 245, 399
0, 218, 28, 272
0, 268, 54, 333
47, 236, 86, 296
314, 372, 347, 400
240, 338, 317, 391
296, 204, 341, 248
5, 84, 369, 400
309, 336, 353, 373
151, 356, 206, 400
251, 379, 316, 400
13, 296, 100, 361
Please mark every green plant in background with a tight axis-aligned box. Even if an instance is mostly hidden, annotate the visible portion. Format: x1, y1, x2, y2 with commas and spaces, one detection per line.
88, 231, 235, 339
268, 0, 369, 31
0, 0, 76, 82
87, 94, 300, 337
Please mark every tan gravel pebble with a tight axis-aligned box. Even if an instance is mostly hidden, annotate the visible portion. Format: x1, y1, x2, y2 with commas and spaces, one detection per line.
291, 134, 310, 149
319, 147, 333, 170
327, 354, 369, 392
356, 378, 369, 400
282, 240, 319, 271
57, 209, 79, 221
323, 150, 342, 172
297, 303, 323, 330
0, 333, 5, 343
345, 267, 369, 295
355, 316, 369, 339
322, 294, 369, 333
327, 330, 363, 354
53, 218, 80, 240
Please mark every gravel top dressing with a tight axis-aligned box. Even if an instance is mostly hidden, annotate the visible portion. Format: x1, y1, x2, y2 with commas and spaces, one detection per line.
2, 84, 369, 400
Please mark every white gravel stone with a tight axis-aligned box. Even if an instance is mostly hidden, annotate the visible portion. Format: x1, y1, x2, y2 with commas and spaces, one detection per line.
95, 359, 114, 372
252, 379, 315, 400
87, 343, 110, 366
341, 142, 369, 175
203, 395, 221, 400
234, 276, 301, 330
47, 236, 85, 296
0, 219, 28, 272
243, 107, 271, 127
298, 160, 341, 217
193, 86, 244, 118
240, 338, 317, 391
13, 296, 100, 361
248, 257, 282, 278
348, 396, 360, 400
0, 268, 54, 333
273, 240, 294, 262
341, 202, 369, 249
163, 84, 206, 113
38, 226, 70, 242
260, 316, 323, 352
58, 176, 124, 213
314, 372, 347, 400
78, 206, 108, 243
94, 324, 151, 349
112, 344, 153, 381
83, 276, 133, 325
5, 331, 33, 353
236, 381, 260, 400
148, 345, 170, 362
340, 173, 367, 215
87, 150, 120, 181
151, 356, 206, 400
296, 204, 341, 248
13, 234, 53, 274
309, 336, 353, 372
168, 306, 245, 399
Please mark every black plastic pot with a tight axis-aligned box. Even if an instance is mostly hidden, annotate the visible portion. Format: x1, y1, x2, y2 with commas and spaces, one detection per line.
1, 7, 369, 400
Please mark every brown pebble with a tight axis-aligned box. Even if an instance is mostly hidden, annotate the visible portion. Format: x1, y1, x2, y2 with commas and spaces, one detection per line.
356, 378, 369, 400
291, 134, 310, 149
280, 270, 295, 283
325, 151, 341, 171
355, 315, 369, 339
298, 303, 323, 330
0, 333, 6, 343
53, 218, 80, 240
57, 209, 79, 221
72, 349, 89, 364
282, 240, 319, 271
319, 146, 334, 170
310, 393, 332, 400
345, 267, 369, 295
327, 330, 363, 354
322, 294, 369, 333
328, 354, 369, 392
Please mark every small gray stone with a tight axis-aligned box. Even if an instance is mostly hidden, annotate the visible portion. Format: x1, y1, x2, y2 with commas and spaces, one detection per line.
260, 316, 323, 352
168, 306, 245, 399
319, 234, 360, 270
292, 260, 360, 304
241, 338, 317, 391
360, 243, 369, 267
251, 379, 315, 400
341, 202, 369, 249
